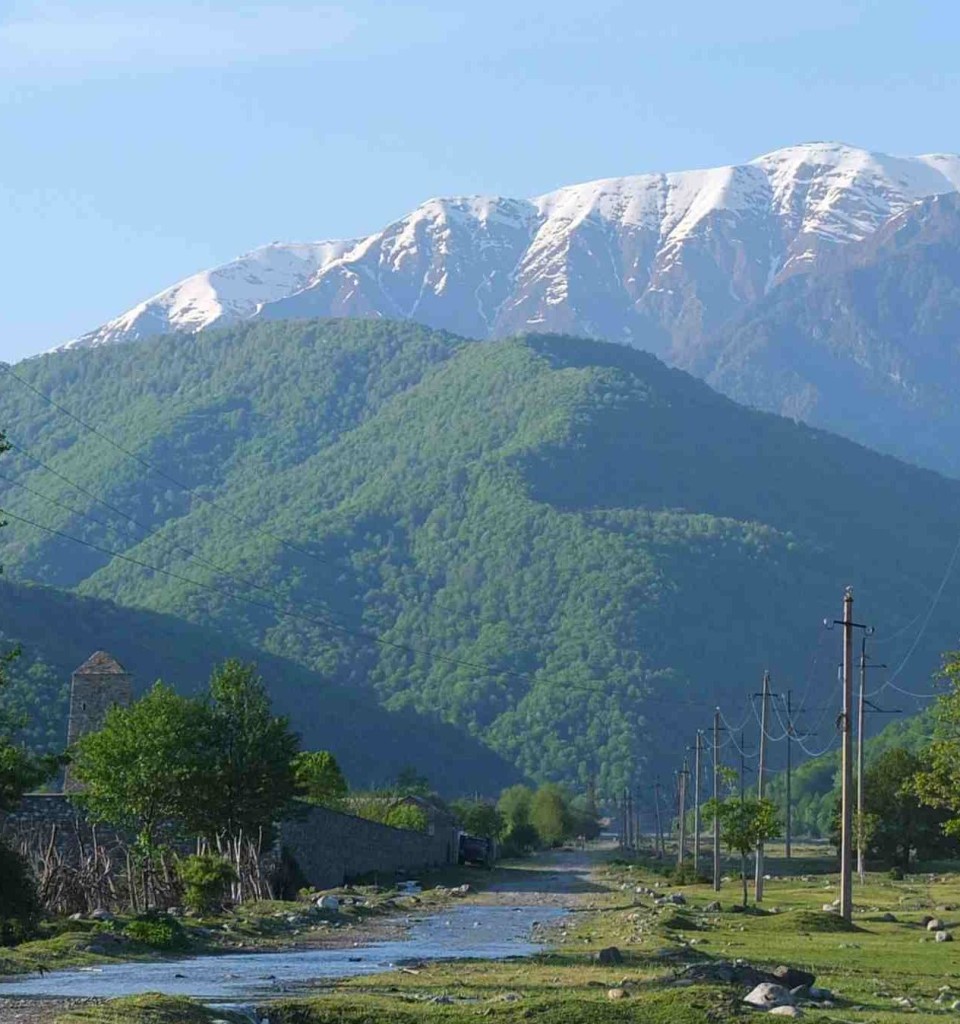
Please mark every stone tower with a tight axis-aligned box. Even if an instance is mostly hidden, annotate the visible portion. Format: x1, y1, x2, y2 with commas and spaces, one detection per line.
64, 651, 133, 792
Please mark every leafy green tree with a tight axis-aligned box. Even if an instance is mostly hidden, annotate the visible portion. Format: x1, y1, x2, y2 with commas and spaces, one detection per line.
71, 682, 207, 853
293, 750, 348, 809
383, 802, 428, 831
393, 766, 432, 797
530, 783, 574, 846
915, 652, 960, 837
347, 793, 429, 831
498, 784, 538, 851
0, 432, 55, 807
856, 748, 954, 867
189, 660, 298, 843
451, 798, 505, 839
704, 796, 781, 906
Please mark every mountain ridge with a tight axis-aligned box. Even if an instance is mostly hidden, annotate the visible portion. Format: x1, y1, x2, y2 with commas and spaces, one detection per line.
4, 319, 958, 791
58, 143, 960, 367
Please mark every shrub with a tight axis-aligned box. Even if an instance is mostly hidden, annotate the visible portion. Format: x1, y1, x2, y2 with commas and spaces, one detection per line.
384, 803, 428, 832
123, 912, 187, 950
889, 865, 905, 880
0, 841, 40, 945
176, 854, 237, 914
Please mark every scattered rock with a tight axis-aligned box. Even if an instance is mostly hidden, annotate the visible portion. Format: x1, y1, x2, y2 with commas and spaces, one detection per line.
936, 930, 954, 942
607, 988, 628, 1000
596, 946, 623, 965
744, 983, 795, 1009
89, 908, 114, 922
773, 966, 816, 990
821, 904, 836, 913
769, 1007, 803, 1018
809, 987, 834, 1001
880, 912, 897, 922
921, 915, 934, 927
927, 918, 945, 931
315, 895, 340, 912
704, 900, 721, 912
68, 912, 83, 922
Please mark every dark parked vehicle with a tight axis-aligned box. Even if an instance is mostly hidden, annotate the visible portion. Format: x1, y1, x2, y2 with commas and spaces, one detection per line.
458, 832, 494, 867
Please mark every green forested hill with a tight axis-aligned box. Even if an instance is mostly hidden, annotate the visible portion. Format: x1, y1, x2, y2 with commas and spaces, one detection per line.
1, 319, 958, 794
0, 578, 520, 793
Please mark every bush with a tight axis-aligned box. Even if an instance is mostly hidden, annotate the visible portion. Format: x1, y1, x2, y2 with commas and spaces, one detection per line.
889, 865, 905, 880
0, 841, 40, 945
176, 854, 237, 914
123, 912, 187, 950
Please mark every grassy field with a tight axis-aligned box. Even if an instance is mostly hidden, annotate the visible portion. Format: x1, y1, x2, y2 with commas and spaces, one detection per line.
263, 849, 960, 1024
7, 846, 960, 1023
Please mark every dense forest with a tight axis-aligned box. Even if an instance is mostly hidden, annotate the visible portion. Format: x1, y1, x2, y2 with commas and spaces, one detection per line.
1, 319, 958, 793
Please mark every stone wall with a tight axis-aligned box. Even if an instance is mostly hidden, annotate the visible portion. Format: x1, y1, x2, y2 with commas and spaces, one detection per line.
279, 804, 459, 889
2, 796, 459, 893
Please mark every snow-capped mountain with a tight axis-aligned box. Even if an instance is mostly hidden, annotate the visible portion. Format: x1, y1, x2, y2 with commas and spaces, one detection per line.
62, 143, 960, 367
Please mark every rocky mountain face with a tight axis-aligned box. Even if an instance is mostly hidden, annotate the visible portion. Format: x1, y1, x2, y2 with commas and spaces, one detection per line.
700, 192, 960, 475
62, 144, 960, 363
51, 141, 960, 476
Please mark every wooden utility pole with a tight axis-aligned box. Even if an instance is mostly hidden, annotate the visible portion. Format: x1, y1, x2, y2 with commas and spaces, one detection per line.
840, 586, 855, 923
857, 639, 866, 883
739, 730, 746, 803
713, 710, 721, 891
755, 671, 770, 902
654, 780, 664, 858
693, 732, 703, 876
785, 690, 793, 860
632, 787, 640, 852
677, 760, 688, 868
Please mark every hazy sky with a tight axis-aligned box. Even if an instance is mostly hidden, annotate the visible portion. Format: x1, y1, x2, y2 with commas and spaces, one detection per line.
3, 0, 959, 359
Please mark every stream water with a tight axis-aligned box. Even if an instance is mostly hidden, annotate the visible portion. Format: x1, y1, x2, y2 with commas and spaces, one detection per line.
0, 905, 564, 1002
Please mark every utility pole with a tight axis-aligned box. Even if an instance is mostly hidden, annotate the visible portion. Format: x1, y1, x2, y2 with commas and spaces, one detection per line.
653, 779, 664, 858
857, 639, 866, 884
713, 710, 721, 892
785, 690, 793, 861
856, 645, 891, 883
633, 787, 641, 853
677, 759, 688, 869
755, 671, 770, 902
840, 587, 855, 924
739, 730, 746, 803
694, 732, 703, 876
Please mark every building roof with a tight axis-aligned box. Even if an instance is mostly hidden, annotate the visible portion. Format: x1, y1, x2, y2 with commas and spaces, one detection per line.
73, 650, 128, 676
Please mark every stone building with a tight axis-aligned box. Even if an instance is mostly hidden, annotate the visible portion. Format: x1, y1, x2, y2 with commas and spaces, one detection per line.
63, 651, 132, 791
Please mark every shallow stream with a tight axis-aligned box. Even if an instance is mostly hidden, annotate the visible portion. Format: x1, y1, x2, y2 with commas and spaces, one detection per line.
0, 905, 564, 1002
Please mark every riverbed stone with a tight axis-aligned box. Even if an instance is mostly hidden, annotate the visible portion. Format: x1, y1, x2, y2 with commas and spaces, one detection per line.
744, 983, 795, 1009
773, 966, 815, 989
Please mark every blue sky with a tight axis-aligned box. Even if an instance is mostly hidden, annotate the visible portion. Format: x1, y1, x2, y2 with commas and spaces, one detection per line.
2, 0, 959, 360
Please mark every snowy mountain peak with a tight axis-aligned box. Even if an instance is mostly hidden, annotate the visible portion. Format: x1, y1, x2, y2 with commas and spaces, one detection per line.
58, 142, 960, 362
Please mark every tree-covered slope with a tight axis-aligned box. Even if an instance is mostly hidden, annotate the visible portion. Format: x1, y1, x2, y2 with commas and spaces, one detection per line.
0, 578, 520, 793
2, 319, 958, 793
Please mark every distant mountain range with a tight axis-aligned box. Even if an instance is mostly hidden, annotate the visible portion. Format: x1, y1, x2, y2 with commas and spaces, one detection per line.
3, 321, 957, 792
51, 142, 960, 476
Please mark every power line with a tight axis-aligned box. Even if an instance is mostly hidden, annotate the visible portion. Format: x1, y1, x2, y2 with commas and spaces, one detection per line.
0, 363, 335, 570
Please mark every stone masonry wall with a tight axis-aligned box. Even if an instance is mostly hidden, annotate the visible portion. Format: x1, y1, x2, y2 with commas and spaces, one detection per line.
2, 796, 458, 893
278, 804, 459, 890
